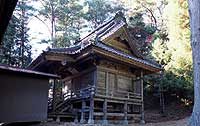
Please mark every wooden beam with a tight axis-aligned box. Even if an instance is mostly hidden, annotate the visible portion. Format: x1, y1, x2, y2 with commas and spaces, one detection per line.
97, 66, 135, 78
45, 53, 75, 62
95, 94, 142, 103
140, 70, 145, 124
94, 112, 141, 117
67, 67, 79, 74
94, 98, 142, 105
62, 67, 95, 81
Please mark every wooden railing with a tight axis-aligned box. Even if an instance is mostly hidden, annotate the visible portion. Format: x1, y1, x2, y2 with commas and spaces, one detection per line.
96, 87, 142, 100
63, 85, 96, 100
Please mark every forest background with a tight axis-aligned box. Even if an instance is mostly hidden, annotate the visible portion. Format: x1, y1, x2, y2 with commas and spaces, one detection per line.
0, 0, 192, 111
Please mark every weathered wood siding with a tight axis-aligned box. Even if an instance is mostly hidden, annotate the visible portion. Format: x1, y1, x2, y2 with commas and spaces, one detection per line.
0, 72, 49, 123
102, 29, 133, 55
134, 78, 142, 94
97, 71, 106, 89
117, 75, 132, 91
96, 60, 141, 95
103, 39, 132, 54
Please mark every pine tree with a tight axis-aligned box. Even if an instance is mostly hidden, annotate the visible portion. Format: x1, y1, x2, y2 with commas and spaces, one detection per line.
83, 0, 124, 29
1, 0, 32, 67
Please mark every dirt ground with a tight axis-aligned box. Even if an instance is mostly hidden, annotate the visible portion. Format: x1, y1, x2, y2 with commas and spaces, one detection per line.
31, 118, 189, 126
4, 102, 191, 126
134, 118, 189, 126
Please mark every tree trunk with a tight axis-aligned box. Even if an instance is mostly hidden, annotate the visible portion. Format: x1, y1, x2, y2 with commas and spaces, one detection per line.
188, 0, 200, 125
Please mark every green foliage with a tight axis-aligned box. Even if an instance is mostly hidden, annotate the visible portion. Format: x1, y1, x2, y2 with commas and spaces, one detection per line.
0, 0, 32, 67
122, 0, 193, 103
83, 0, 124, 28
36, 0, 84, 47
36, 0, 125, 48
149, 0, 193, 102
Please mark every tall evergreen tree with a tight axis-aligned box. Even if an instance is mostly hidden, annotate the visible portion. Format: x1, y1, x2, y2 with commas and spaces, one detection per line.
1, 0, 32, 67
83, 0, 124, 29
188, 0, 200, 125
36, 0, 84, 48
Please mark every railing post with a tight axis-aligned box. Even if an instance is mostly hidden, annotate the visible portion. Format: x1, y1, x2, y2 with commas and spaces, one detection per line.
102, 98, 108, 125
80, 100, 86, 124
88, 96, 94, 124
128, 92, 130, 99
123, 101, 128, 125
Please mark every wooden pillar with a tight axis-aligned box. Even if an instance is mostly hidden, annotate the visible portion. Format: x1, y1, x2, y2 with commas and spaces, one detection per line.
123, 101, 128, 125
72, 103, 78, 123
52, 79, 57, 111
74, 112, 79, 123
88, 97, 94, 124
102, 99, 108, 125
105, 72, 109, 96
80, 100, 86, 124
93, 69, 97, 86
88, 69, 96, 124
140, 70, 145, 124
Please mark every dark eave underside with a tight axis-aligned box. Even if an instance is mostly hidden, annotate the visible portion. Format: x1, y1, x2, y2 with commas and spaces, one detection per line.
92, 44, 161, 73
29, 42, 161, 74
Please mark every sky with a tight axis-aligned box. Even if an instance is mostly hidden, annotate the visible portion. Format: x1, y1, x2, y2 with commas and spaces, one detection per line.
27, 0, 87, 60
27, 1, 51, 59
28, 17, 50, 59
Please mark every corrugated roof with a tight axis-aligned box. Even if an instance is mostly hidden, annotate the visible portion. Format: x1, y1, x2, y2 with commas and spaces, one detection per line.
0, 65, 59, 78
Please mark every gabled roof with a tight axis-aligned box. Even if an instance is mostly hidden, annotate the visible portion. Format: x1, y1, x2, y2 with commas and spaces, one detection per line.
28, 12, 161, 73
47, 12, 140, 56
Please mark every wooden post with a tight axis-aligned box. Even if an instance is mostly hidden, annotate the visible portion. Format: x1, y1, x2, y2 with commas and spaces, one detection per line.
72, 103, 78, 123
52, 79, 56, 111
105, 72, 109, 96
123, 101, 128, 125
93, 69, 97, 87
87, 69, 96, 124
88, 97, 94, 124
140, 70, 145, 124
102, 99, 108, 125
80, 100, 86, 124
56, 116, 60, 122
74, 110, 79, 124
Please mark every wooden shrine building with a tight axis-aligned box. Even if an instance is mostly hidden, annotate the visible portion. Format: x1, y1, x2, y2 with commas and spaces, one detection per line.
28, 12, 161, 124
